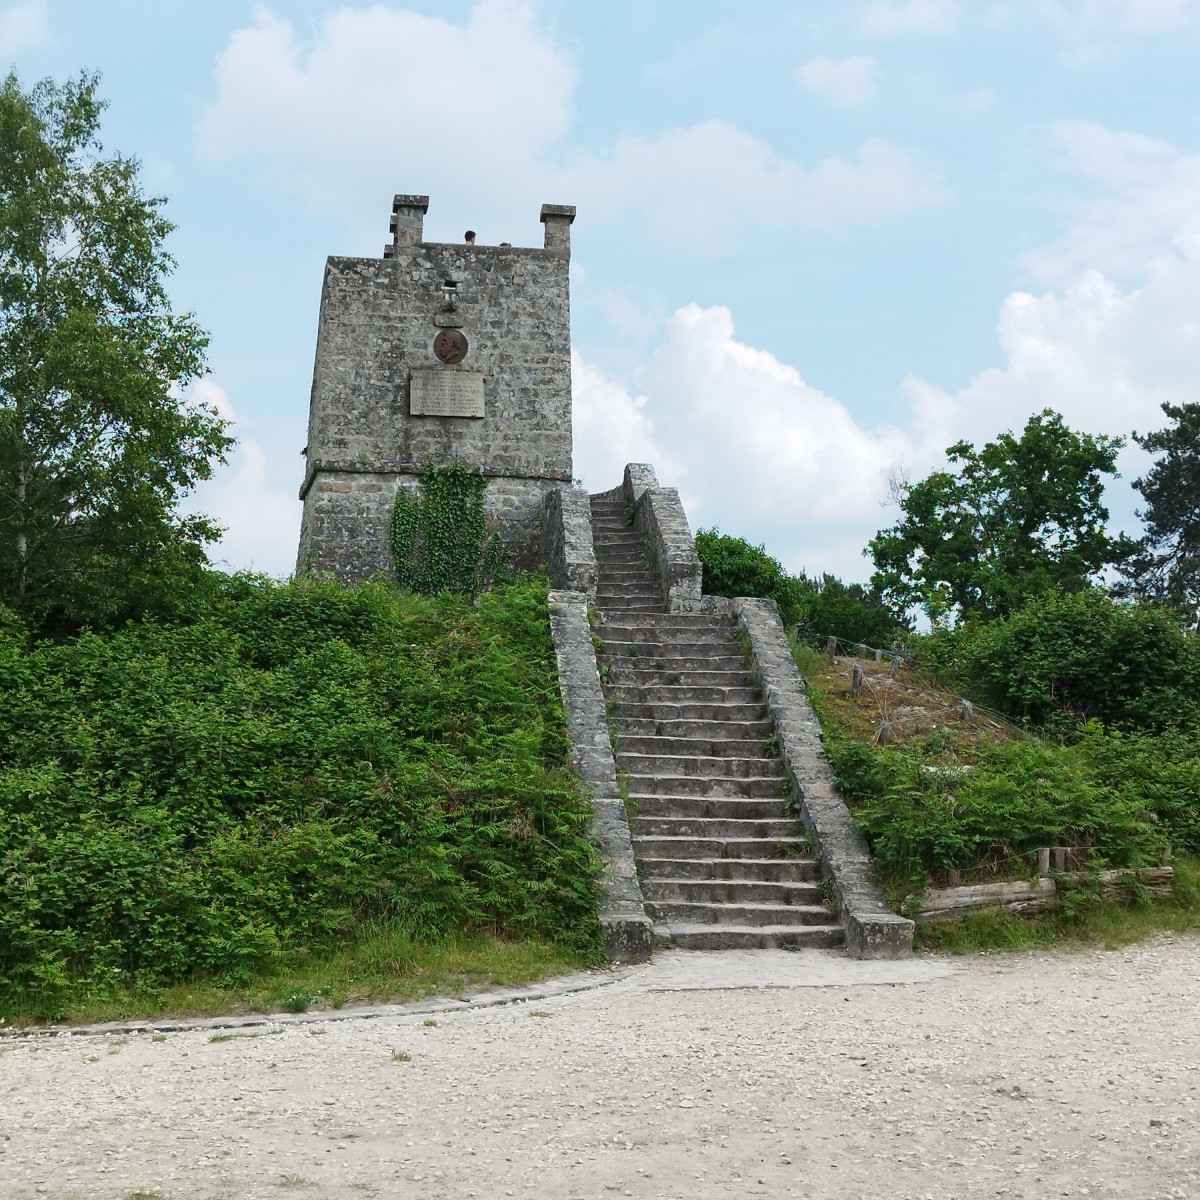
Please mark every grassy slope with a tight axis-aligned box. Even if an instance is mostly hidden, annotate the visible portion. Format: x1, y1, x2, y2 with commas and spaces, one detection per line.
0, 576, 602, 1023
794, 643, 1200, 951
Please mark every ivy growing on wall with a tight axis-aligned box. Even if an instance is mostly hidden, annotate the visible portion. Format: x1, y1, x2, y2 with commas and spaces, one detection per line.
389, 460, 505, 595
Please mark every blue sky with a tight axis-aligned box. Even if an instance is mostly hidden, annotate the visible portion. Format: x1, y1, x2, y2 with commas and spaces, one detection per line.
4, 0, 1200, 581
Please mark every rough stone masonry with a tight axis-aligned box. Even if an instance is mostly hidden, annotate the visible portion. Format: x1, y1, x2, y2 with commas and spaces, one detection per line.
297, 195, 576, 578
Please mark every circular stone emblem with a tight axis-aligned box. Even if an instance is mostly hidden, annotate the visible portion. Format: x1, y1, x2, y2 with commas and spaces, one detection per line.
433, 328, 469, 365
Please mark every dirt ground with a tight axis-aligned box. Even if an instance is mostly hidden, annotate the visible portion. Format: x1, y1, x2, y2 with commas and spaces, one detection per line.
2, 936, 1198, 1200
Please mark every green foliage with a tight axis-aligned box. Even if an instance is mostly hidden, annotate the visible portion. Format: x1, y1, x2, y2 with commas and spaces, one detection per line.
694, 529, 904, 644
909, 589, 1200, 735
818, 715, 1172, 895
792, 573, 908, 649
0, 72, 230, 632
0, 575, 602, 1020
388, 460, 504, 595
869, 410, 1133, 623
694, 529, 808, 625
1121, 401, 1200, 630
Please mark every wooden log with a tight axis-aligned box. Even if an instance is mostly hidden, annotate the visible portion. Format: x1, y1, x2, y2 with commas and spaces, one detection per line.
914, 866, 1174, 921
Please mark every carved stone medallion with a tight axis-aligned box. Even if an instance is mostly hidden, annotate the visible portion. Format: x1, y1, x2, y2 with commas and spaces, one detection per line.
433, 328, 469, 365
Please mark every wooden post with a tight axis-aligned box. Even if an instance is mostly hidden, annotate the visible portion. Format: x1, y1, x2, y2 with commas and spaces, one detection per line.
825, 635, 836, 663
874, 648, 883, 663
851, 661, 863, 697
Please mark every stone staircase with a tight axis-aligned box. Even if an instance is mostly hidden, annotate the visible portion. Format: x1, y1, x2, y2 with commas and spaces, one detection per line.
589, 496, 844, 950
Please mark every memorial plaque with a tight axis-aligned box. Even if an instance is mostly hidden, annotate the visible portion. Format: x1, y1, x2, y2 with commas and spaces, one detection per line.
409, 369, 485, 418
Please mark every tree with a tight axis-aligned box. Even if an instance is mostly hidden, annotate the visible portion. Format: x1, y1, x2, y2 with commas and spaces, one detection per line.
694, 528, 908, 646
868, 410, 1132, 624
1120, 402, 1200, 630
0, 72, 231, 629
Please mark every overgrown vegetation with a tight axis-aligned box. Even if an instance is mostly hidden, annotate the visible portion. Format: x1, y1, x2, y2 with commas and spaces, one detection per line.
389, 460, 505, 595
909, 587, 1200, 736
0, 575, 602, 1022
805, 642, 1200, 928
695, 528, 905, 646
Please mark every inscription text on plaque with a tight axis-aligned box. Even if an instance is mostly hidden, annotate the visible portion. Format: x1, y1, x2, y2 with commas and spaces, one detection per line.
409, 369, 485, 418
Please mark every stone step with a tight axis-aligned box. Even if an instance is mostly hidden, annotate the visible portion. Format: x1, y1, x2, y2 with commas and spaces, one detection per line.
607, 684, 763, 705
633, 836, 810, 860
599, 653, 747, 672
599, 640, 739, 659
656, 924, 844, 951
631, 795, 791, 820
597, 600, 664, 613
618, 753, 782, 780
637, 856, 820, 882
647, 900, 834, 927
612, 734, 771, 757
611, 717, 774, 740
633, 815, 797, 839
599, 569, 657, 583
604, 668, 756, 689
596, 588, 663, 602
643, 878, 823, 905
626, 774, 786, 799
597, 614, 735, 631
592, 539, 645, 552
610, 701, 771, 723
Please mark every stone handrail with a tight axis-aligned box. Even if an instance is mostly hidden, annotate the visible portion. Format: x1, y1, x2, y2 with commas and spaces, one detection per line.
546, 590, 652, 961
540, 485, 597, 604
733, 596, 914, 959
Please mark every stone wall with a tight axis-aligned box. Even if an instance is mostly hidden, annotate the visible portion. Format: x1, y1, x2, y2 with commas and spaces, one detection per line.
546, 590, 652, 961
732, 597, 914, 959
541, 486, 597, 603
297, 197, 576, 578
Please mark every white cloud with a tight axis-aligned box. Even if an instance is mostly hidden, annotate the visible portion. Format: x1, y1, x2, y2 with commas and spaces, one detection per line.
1036, 0, 1200, 32
578, 217, 1200, 581
858, 0, 959, 35
571, 352, 678, 492
573, 306, 914, 581
0, 0, 51, 55
796, 55, 878, 107
197, 5, 944, 250
196, 1, 575, 230
1026, 121, 1200, 282
184, 380, 301, 577
564, 124, 944, 250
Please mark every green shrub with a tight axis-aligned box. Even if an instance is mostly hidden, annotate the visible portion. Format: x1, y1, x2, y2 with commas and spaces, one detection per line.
0, 575, 601, 1018
694, 529, 808, 626
694, 530, 905, 647
814, 699, 1185, 894
792, 573, 908, 650
911, 589, 1200, 734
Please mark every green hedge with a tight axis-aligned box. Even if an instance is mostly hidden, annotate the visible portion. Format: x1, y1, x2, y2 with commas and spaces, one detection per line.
0, 575, 601, 1017
816, 708, 1197, 894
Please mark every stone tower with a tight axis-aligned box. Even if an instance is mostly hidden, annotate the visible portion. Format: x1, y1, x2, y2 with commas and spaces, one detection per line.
297, 195, 576, 578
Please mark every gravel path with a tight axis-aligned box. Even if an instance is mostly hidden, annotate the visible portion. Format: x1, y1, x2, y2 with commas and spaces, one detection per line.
2, 936, 1198, 1200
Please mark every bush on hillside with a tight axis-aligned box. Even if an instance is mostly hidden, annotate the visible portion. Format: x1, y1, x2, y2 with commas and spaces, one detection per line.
793, 573, 909, 650
0, 576, 601, 1019
910, 588, 1200, 735
694, 529, 906, 646
817, 714, 1189, 894
694, 530, 808, 626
